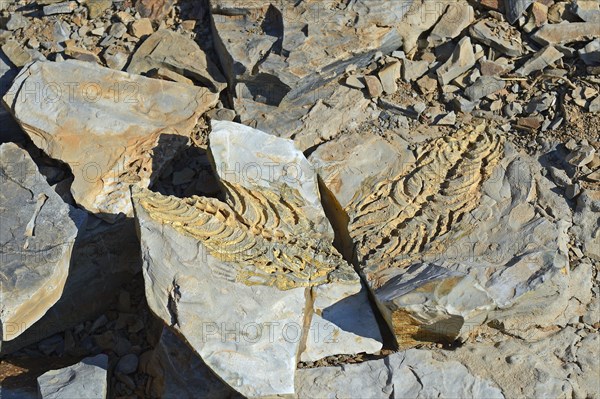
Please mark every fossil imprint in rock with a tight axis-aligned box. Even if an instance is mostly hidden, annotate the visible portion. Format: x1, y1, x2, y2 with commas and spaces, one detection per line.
348, 125, 505, 275
136, 181, 357, 290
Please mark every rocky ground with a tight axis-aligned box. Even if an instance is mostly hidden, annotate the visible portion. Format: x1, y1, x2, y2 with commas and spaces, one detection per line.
0, 0, 599, 398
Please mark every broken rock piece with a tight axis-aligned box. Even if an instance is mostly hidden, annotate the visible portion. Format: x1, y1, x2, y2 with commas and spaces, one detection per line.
127, 30, 226, 93
0, 143, 86, 342
133, 121, 381, 397
532, 22, 600, 45
437, 36, 476, 85
470, 19, 525, 57
37, 354, 108, 399
516, 45, 564, 75
3, 60, 218, 218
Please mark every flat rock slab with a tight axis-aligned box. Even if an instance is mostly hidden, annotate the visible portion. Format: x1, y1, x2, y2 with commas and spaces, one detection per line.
3, 60, 218, 218
37, 354, 108, 399
317, 125, 573, 347
127, 29, 227, 92
0, 143, 86, 342
296, 349, 504, 398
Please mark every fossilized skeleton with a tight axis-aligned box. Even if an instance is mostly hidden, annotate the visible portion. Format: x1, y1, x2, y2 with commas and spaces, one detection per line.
135, 180, 357, 290
347, 125, 505, 284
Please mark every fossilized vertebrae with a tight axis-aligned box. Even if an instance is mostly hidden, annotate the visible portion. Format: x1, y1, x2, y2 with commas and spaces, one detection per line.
135, 183, 356, 290
347, 126, 505, 281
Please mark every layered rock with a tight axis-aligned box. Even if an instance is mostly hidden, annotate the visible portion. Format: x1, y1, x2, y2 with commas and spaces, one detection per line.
0, 143, 86, 343
132, 121, 381, 397
3, 60, 219, 218
37, 354, 108, 399
315, 125, 573, 347
126, 29, 227, 92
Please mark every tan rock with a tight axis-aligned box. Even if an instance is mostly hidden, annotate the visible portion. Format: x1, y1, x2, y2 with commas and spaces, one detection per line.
364, 75, 383, 98
3, 60, 218, 218
129, 18, 154, 38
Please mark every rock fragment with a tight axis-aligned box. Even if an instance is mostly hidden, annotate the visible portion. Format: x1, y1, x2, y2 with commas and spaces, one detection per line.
127, 30, 226, 92
465, 76, 506, 101
43, 1, 77, 15
364, 75, 384, 97
516, 45, 564, 75
402, 59, 429, 82
532, 22, 600, 45
579, 39, 600, 65
505, 0, 535, 23
86, 0, 112, 19
37, 354, 108, 399
129, 18, 154, 38
470, 19, 525, 57
572, 0, 600, 22
3, 60, 218, 217
437, 37, 476, 85
0, 143, 86, 343
378, 61, 401, 94
135, 0, 174, 20
429, 3, 475, 46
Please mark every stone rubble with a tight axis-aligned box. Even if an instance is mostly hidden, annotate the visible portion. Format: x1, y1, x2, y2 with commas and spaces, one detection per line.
0, 0, 598, 397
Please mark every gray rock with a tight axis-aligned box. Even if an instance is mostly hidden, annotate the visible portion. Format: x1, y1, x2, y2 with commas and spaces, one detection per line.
5, 13, 29, 31
296, 349, 504, 398
572, 189, 600, 260
210, 0, 410, 104
505, 0, 535, 23
116, 353, 139, 374
572, 0, 600, 22
132, 121, 379, 397
402, 59, 429, 82
43, 1, 77, 15
429, 3, 474, 46
532, 22, 600, 45
579, 39, 600, 66
590, 95, 600, 112
37, 354, 108, 399
321, 127, 573, 347
470, 19, 525, 57
127, 30, 227, 93
465, 76, 506, 101
437, 37, 476, 85
0, 143, 86, 343
517, 45, 564, 76
504, 102, 523, 117
345, 75, 365, 89
3, 60, 218, 218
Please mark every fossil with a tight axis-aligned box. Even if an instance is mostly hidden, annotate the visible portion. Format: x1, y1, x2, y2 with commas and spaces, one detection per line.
347, 125, 505, 287
134, 182, 357, 290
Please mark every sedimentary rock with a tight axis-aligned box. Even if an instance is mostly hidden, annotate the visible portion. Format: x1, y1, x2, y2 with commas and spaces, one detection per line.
0, 143, 86, 343
317, 125, 572, 347
37, 354, 108, 399
210, 0, 411, 104
296, 348, 504, 398
3, 60, 218, 218
532, 22, 600, 45
470, 19, 525, 57
133, 121, 381, 397
516, 45, 564, 76
437, 37, 476, 85
0, 217, 141, 355
234, 82, 373, 151
428, 2, 475, 46
127, 30, 227, 92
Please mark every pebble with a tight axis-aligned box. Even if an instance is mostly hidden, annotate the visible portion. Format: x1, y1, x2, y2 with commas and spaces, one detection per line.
116, 353, 139, 374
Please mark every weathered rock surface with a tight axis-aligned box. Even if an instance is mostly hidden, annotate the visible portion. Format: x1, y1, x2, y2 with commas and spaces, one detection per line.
470, 19, 525, 57
3, 60, 218, 218
37, 354, 108, 399
428, 3, 475, 46
437, 37, 476, 85
438, 326, 599, 399
532, 22, 600, 45
296, 348, 504, 398
516, 45, 564, 76
234, 82, 373, 151
133, 121, 381, 397
317, 126, 573, 347
127, 30, 227, 92
572, 189, 600, 260
0, 142, 86, 342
